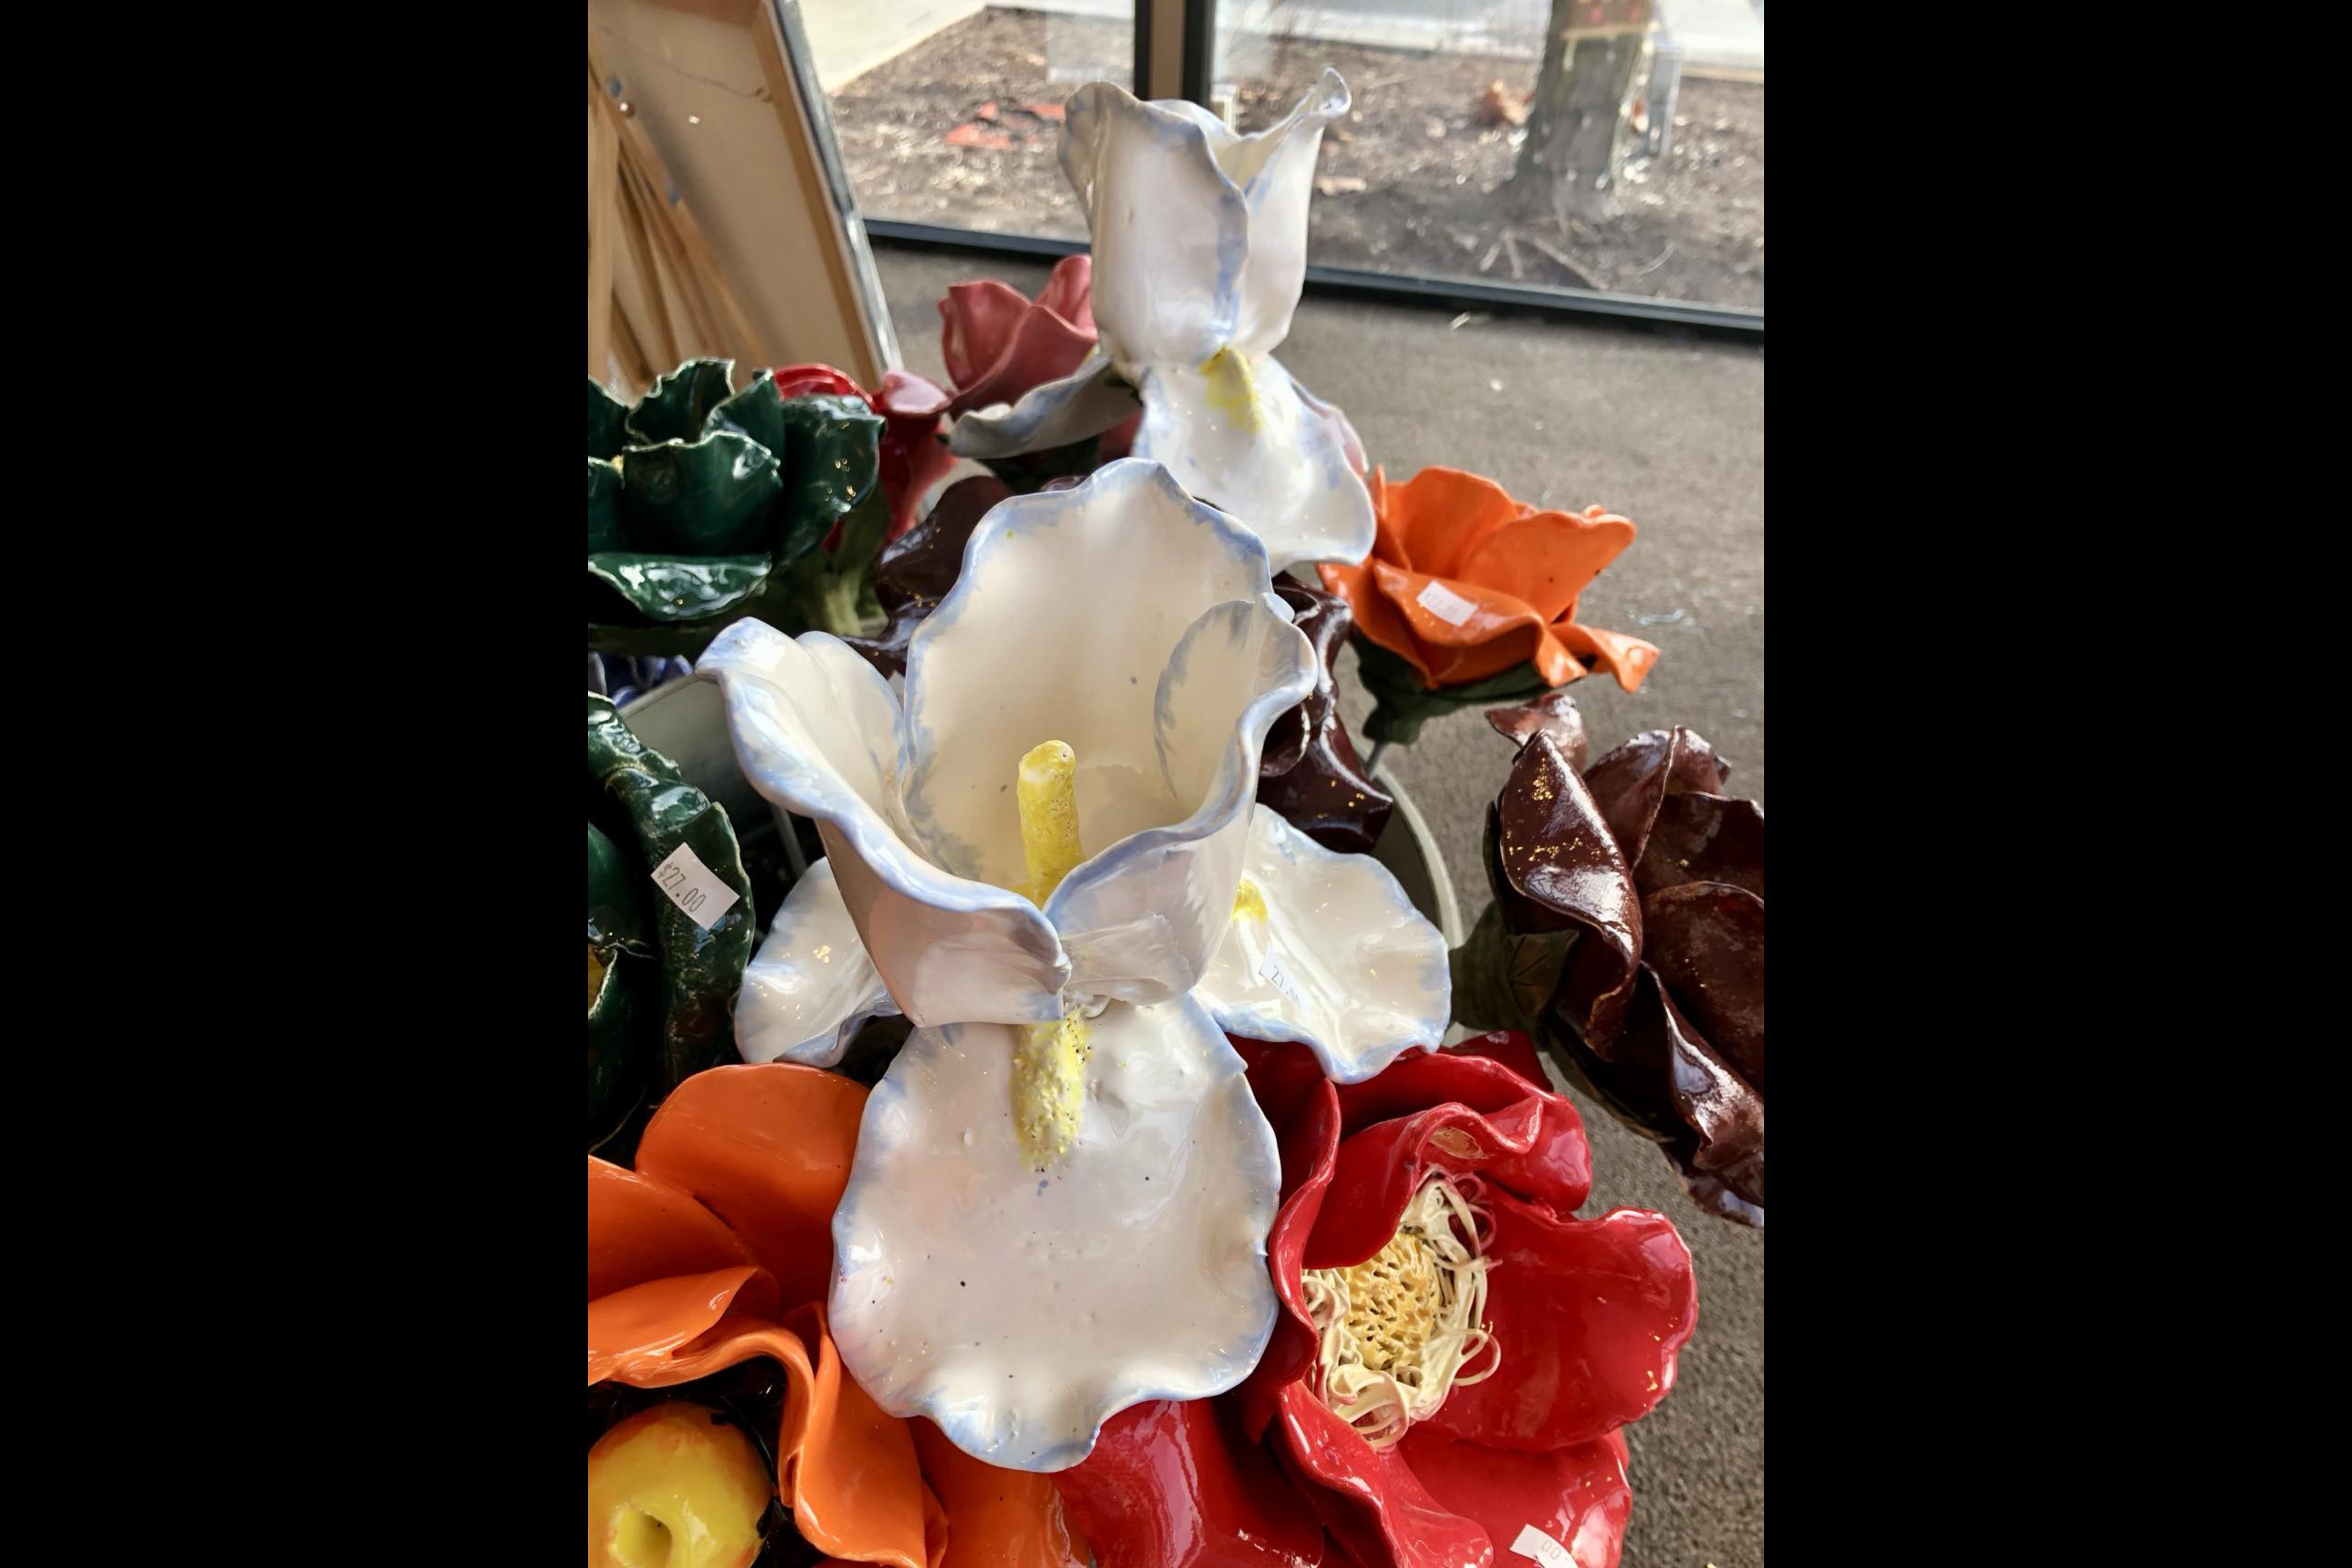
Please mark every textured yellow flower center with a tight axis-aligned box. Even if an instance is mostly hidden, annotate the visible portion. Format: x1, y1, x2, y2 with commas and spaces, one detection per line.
1012, 739, 1090, 1168
1232, 877, 1268, 922
1300, 1172, 1500, 1447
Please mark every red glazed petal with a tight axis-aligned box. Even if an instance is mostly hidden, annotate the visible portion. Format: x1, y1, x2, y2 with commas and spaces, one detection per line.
1397, 1427, 1631, 1568
1425, 1198, 1695, 1452
1057, 1398, 1327, 1568
1321, 1047, 1592, 1234
1273, 1383, 1490, 1568
940, 260, 1102, 416
635, 1063, 868, 1313
1034, 253, 1098, 334
771, 363, 869, 404
1233, 1038, 1346, 1440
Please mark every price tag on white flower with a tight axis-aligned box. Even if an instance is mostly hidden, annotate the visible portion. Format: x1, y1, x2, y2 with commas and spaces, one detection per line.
1257, 951, 1313, 1012
1414, 579, 1482, 627
648, 843, 741, 930
1509, 1526, 1579, 1568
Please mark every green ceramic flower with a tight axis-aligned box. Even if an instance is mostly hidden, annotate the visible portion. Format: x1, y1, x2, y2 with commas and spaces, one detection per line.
588, 694, 756, 1153
589, 360, 892, 656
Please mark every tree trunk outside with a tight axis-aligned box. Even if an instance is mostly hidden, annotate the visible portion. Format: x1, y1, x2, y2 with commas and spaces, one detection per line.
1505, 0, 1650, 224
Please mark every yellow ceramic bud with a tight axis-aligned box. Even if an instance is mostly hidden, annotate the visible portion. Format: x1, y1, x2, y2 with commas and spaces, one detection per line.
587, 1401, 770, 1568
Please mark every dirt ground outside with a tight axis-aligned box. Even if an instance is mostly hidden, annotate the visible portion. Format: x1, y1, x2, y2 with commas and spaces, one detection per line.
827, 6, 1762, 309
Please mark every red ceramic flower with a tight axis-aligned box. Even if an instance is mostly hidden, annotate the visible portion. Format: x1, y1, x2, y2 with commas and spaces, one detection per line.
1320, 466, 1659, 693
771, 363, 957, 541
938, 255, 1137, 457
589, 1063, 1087, 1567
1055, 1035, 1696, 1568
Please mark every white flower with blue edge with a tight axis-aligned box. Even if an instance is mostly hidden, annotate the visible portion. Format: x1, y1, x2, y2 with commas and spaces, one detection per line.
696, 459, 1449, 1472
949, 72, 1376, 575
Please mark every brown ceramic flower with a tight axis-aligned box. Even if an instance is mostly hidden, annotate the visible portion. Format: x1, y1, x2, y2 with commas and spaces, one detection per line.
1462, 694, 1764, 1225
1256, 579, 1395, 855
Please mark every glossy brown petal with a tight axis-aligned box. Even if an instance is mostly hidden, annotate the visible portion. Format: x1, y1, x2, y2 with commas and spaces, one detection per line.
840, 475, 1014, 677
1484, 689, 1591, 774
1257, 580, 1395, 854
1582, 727, 1730, 868
1634, 792, 1764, 900
1494, 733, 1643, 1050
1640, 881, 1763, 1093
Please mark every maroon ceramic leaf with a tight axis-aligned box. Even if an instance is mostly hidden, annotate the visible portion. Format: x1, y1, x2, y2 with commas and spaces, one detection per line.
1257, 580, 1395, 855
1641, 881, 1765, 1093
1484, 689, 1591, 774
840, 475, 1012, 677
1583, 726, 1730, 867
1634, 791, 1765, 899
1494, 733, 1642, 1050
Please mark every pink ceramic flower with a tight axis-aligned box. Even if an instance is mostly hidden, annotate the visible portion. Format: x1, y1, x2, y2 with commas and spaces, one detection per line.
939, 256, 1136, 457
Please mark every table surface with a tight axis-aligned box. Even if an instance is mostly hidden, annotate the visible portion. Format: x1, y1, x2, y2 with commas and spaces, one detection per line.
875, 242, 1764, 1568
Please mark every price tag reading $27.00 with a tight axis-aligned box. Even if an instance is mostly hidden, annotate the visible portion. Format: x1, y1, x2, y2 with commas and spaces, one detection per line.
1257, 951, 1312, 1011
649, 842, 741, 931
1414, 579, 1481, 627
1507, 1526, 1577, 1568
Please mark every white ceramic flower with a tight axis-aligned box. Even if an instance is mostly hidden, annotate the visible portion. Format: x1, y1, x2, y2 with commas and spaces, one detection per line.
696, 459, 1450, 1472
948, 70, 1376, 575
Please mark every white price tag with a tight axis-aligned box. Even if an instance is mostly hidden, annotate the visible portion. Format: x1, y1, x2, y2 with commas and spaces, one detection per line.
649, 843, 741, 930
1414, 580, 1480, 627
1509, 1525, 1577, 1568
1257, 951, 1311, 1011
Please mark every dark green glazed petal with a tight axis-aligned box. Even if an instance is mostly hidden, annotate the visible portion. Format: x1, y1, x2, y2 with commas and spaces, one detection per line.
587, 553, 774, 625
705, 370, 790, 458
590, 380, 634, 461
588, 822, 656, 957
772, 393, 884, 565
589, 946, 656, 1142
625, 358, 735, 447
618, 432, 782, 557
587, 695, 755, 1097
588, 459, 628, 553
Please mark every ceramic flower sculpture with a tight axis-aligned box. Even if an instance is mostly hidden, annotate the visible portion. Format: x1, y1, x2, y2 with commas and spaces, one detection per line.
769, 362, 957, 542
589, 1064, 1087, 1566
838, 473, 1015, 680
589, 695, 756, 1154
1257, 579, 1395, 856
1454, 694, 1765, 1225
939, 254, 1138, 488
948, 73, 1377, 574
588, 360, 895, 655
696, 459, 1452, 1472
1058, 1032, 1697, 1568
1320, 466, 1660, 745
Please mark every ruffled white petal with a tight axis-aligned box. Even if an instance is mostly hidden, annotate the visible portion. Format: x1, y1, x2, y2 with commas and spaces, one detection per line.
1045, 599, 1315, 1005
733, 858, 897, 1067
1060, 86, 1246, 367
1220, 68, 1348, 357
1130, 356, 1376, 572
899, 460, 1298, 891
697, 620, 1070, 1029
945, 352, 1140, 461
1195, 805, 1451, 1083
829, 994, 1281, 1472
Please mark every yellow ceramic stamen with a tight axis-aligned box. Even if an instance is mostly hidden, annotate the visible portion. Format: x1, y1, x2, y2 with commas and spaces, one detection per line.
1232, 878, 1268, 922
1011, 738, 1091, 1168
1299, 1172, 1500, 1448
1199, 346, 1262, 433
1017, 739, 1084, 906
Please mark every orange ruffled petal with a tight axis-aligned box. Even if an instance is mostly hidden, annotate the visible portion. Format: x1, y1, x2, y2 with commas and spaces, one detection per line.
1456, 505, 1636, 627
1558, 619, 1661, 693
1366, 561, 1588, 687
636, 1063, 868, 1312
589, 1156, 761, 1301
1380, 466, 1523, 580
912, 1419, 1091, 1568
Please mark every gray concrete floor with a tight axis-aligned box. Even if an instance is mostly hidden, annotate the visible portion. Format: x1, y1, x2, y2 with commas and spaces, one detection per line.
875, 243, 1763, 1568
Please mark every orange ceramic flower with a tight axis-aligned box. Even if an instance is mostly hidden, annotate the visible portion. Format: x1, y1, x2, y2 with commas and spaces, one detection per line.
589, 1063, 1087, 1567
1320, 465, 1660, 692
